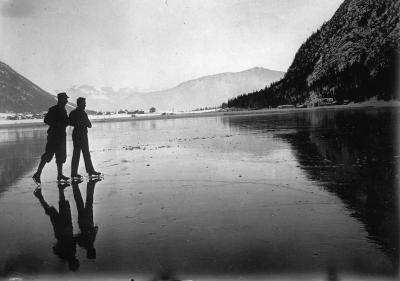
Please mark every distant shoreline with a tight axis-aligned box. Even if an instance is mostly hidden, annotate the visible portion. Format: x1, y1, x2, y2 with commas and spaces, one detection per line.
0, 101, 398, 129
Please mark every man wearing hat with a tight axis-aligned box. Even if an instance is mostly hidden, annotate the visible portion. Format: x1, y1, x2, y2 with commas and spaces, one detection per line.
33, 92, 70, 185
69, 97, 101, 178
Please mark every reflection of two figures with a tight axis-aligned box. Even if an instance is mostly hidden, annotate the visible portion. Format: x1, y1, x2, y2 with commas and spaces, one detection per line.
33, 178, 102, 271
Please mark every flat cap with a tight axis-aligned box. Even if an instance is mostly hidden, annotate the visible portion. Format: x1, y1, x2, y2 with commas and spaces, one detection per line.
57, 92, 69, 99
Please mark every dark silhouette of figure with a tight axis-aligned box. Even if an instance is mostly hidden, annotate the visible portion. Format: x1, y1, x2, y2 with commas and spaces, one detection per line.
32, 92, 70, 185
72, 178, 101, 259
69, 97, 101, 178
33, 183, 79, 271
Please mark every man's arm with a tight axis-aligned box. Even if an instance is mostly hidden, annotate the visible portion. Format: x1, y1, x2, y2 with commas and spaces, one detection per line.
68, 117, 73, 127
68, 111, 77, 127
83, 112, 92, 128
44, 108, 55, 126
63, 109, 69, 128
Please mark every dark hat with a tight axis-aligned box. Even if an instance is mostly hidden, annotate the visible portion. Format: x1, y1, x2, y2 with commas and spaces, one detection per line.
57, 92, 69, 99
77, 97, 86, 103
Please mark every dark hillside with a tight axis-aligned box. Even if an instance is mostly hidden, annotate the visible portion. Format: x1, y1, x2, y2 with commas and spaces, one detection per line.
0, 61, 57, 113
228, 0, 399, 108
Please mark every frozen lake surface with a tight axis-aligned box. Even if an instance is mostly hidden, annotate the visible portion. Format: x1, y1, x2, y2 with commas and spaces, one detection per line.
0, 107, 398, 280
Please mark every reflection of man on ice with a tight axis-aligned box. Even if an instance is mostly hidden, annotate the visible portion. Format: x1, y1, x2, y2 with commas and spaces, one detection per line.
34, 179, 102, 270
69, 97, 101, 179
72, 178, 101, 259
34, 183, 79, 271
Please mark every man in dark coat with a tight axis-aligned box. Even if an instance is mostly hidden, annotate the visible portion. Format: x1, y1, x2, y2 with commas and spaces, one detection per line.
33, 92, 70, 185
69, 97, 101, 178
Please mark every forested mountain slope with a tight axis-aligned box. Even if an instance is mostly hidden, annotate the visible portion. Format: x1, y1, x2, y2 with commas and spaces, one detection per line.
0, 61, 58, 113
228, 0, 399, 108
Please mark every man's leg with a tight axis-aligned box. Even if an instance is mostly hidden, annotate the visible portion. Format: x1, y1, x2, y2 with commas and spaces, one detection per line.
57, 165, 70, 181
36, 159, 46, 175
33, 159, 46, 185
56, 136, 69, 181
57, 162, 64, 177
33, 136, 55, 185
81, 134, 95, 174
71, 139, 82, 177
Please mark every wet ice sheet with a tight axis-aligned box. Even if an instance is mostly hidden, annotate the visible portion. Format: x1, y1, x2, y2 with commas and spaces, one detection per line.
0, 107, 398, 280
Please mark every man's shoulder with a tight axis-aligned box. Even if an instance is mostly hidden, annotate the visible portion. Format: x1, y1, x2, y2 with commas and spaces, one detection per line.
49, 104, 66, 113
48, 105, 58, 111
69, 108, 78, 116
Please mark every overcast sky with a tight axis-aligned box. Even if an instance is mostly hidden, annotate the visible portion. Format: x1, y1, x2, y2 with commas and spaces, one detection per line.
0, 0, 343, 93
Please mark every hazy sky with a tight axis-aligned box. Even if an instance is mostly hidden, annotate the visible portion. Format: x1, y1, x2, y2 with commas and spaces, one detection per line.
0, 0, 343, 93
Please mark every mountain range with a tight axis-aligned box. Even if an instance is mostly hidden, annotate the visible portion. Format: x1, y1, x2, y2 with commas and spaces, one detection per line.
0, 62, 284, 113
64, 67, 284, 112
228, 0, 399, 108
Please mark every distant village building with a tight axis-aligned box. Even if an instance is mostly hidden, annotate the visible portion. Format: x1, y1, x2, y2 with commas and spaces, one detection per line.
277, 105, 295, 109
310, 98, 337, 107
149, 107, 156, 113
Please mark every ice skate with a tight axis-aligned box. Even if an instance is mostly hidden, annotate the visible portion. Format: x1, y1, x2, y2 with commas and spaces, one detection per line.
88, 170, 103, 179
57, 174, 70, 183
71, 174, 84, 182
